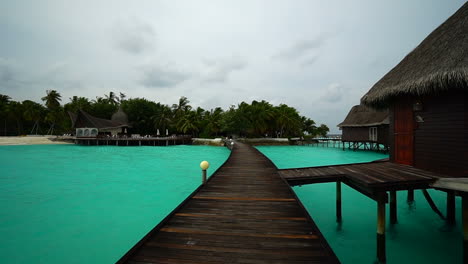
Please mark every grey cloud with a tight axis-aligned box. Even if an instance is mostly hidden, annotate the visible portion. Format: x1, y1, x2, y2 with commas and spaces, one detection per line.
320, 83, 343, 103
273, 36, 327, 61
112, 19, 156, 55
202, 57, 247, 83
140, 64, 191, 88
0, 58, 25, 90
300, 55, 319, 67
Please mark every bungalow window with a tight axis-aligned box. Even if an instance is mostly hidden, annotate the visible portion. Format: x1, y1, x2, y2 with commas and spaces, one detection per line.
369, 127, 378, 141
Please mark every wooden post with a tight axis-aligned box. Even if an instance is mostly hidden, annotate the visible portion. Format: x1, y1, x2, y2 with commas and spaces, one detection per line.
377, 192, 387, 263
336, 181, 342, 222
463, 195, 468, 263
407, 189, 414, 202
202, 169, 207, 184
390, 191, 397, 224
447, 191, 456, 224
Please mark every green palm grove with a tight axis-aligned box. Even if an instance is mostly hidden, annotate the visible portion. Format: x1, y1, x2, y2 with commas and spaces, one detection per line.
0, 91, 329, 138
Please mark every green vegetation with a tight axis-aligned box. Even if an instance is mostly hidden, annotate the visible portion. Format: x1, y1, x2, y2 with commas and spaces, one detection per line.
0, 91, 329, 138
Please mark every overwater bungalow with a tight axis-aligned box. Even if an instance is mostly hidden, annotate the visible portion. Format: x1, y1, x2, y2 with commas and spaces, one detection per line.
360, 1, 468, 261
69, 108, 130, 137
337, 105, 389, 151
280, 2, 467, 262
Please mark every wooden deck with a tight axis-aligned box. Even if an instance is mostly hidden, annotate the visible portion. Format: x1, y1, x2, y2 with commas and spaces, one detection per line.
73, 135, 192, 146
118, 142, 339, 264
279, 161, 447, 199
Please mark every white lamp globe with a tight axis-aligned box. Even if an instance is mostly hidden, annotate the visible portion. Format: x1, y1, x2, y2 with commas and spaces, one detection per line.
200, 161, 210, 170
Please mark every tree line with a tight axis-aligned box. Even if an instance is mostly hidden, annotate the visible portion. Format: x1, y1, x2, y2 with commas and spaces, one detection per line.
0, 90, 329, 138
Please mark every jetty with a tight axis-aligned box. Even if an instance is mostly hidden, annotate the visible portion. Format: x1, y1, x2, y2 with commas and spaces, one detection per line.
73, 135, 192, 146
278, 161, 454, 262
117, 142, 339, 263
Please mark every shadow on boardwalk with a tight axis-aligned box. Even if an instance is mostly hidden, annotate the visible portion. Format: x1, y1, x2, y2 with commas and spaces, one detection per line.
118, 142, 339, 264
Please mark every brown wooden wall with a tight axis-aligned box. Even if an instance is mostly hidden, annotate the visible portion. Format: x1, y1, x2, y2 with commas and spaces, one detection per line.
390, 90, 467, 177
341, 125, 389, 145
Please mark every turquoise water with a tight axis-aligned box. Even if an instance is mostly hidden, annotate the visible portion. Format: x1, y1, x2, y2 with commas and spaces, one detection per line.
257, 146, 462, 264
0, 144, 230, 264
256, 145, 388, 168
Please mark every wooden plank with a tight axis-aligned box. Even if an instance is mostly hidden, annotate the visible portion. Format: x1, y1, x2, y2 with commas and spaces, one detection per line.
282, 161, 443, 192
118, 142, 339, 263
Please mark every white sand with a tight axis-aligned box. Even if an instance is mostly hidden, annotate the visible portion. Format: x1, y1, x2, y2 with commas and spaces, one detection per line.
0, 136, 73, 146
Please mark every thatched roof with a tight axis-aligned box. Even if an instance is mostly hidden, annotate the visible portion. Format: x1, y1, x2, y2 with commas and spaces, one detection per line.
111, 106, 129, 125
361, 2, 468, 108
72, 109, 128, 129
67, 111, 77, 128
338, 105, 389, 127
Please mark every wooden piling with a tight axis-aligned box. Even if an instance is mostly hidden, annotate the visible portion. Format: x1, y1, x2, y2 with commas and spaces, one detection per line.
463, 195, 468, 264
336, 181, 342, 222
202, 169, 207, 184
447, 191, 456, 224
377, 192, 386, 263
407, 189, 414, 202
390, 191, 397, 224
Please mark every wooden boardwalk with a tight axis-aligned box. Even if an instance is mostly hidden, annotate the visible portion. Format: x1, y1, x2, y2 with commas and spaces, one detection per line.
118, 142, 339, 264
279, 160, 452, 262
279, 161, 447, 197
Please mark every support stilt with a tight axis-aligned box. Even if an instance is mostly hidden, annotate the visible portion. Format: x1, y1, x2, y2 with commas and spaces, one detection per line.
336, 181, 342, 222
390, 191, 397, 224
447, 191, 456, 224
377, 192, 387, 263
407, 189, 414, 202
463, 195, 468, 263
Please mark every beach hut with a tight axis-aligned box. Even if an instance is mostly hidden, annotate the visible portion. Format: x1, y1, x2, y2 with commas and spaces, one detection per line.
70, 109, 130, 137
337, 105, 389, 151
361, 2, 468, 261
361, 2, 467, 176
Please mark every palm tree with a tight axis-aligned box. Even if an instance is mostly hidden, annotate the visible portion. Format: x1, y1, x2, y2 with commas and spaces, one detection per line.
104, 92, 118, 105
275, 104, 301, 137
172, 96, 192, 116
250, 100, 275, 136
41, 90, 62, 110
23, 100, 45, 134
7, 101, 24, 135
0, 94, 11, 135
176, 111, 199, 135
41, 90, 62, 135
301, 116, 317, 136
151, 104, 172, 134
118, 92, 126, 104
205, 107, 223, 137
66, 96, 92, 113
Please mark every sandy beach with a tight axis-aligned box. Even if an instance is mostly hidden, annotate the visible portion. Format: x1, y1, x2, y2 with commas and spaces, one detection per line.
0, 136, 73, 146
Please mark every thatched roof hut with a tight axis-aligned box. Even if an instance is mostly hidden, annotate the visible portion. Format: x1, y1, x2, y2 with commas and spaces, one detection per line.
72, 109, 129, 129
338, 105, 389, 128
361, 2, 468, 108
111, 106, 129, 125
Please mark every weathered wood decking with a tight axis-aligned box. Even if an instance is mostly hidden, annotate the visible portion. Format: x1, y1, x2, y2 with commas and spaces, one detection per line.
118, 142, 339, 264
279, 161, 447, 199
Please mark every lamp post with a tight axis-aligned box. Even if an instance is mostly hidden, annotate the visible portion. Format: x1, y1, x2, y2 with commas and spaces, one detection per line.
200, 160, 210, 184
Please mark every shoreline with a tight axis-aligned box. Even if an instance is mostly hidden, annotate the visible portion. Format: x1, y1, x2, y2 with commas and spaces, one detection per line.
0, 136, 73, 146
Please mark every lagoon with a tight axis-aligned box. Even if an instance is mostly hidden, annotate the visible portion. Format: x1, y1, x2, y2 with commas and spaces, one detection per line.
0, 145, 230, 263
257, 146, 461, 263
0, 144, 461, 263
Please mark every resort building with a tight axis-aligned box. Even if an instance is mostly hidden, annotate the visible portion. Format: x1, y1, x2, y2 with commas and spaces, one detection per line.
337, 105, 389, 151
361, 3, 467, 177
360, 2, 468, 261
69, 108, 130, 137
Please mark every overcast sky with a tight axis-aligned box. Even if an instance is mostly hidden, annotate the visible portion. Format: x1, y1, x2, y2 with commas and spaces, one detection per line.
0, 0, 465, 133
